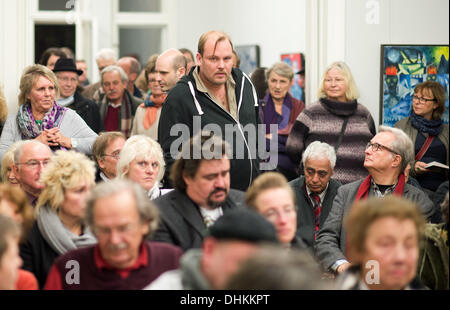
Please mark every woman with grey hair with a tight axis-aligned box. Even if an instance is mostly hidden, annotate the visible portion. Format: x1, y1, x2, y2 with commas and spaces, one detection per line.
0, 64, 97, 161
287, 61, 376, 184
259, 62, 304, 181
20, 150, 97, 288
116, 135, 170, 199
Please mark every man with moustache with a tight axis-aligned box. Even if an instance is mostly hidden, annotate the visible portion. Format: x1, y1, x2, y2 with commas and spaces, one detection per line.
158, 30, 260, 191
98, 65, 142, 138
150, 132, 246, 252
315, 126, 436, 275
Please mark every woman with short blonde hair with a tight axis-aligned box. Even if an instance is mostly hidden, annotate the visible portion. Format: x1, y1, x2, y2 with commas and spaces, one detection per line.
21, 150, 97, 288
287, 61, 376, 184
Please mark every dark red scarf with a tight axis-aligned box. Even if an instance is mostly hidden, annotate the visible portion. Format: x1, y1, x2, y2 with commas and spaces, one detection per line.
354, 173, 406, 201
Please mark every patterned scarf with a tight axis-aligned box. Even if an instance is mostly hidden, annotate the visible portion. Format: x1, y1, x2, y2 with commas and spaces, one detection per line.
142, 92, 166, 129
410, 111, 443, 136
17, 102, 66, 140
99, 90, 134, 138
354, 173, 406, 201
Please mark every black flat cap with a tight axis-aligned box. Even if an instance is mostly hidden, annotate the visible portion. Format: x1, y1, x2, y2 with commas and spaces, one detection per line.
207, 209, 278, 244
53, 58, 83, 75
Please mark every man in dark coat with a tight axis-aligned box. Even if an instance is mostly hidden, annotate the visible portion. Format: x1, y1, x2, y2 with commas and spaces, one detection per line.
289, 141, 341, 249
151, 132, 246, 252
53, 58, 103, 133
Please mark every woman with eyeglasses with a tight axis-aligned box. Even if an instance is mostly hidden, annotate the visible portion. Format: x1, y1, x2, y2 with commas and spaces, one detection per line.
395, 81, 449, 198
116, 135, 170, 199
245, 172, 308, 249
0, 64, 97, 162
20, 150, 97, 288
286, 61, 376, 185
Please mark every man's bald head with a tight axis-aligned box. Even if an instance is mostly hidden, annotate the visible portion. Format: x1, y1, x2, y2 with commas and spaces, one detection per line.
117, 57, 141, 85
155, 48, 187, 92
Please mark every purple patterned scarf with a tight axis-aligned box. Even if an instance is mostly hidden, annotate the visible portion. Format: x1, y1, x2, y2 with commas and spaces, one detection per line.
17, 102, 67, 140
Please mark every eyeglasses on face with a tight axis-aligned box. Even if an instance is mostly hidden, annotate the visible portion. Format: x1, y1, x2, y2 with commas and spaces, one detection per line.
366, 142, 399, 155
103, 152, 120, 160
16, 159, 50, 169
413, 95, 436, 104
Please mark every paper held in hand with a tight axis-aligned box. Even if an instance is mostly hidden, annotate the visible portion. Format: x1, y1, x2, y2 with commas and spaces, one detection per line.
425, 161, 449, 170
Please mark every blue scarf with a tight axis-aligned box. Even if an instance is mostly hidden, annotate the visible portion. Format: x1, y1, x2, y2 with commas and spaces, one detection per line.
410, 111, 443, 136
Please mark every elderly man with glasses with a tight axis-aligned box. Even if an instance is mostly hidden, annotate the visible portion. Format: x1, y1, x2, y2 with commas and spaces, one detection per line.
315, 126, 436, 276
12, 140, 52, 207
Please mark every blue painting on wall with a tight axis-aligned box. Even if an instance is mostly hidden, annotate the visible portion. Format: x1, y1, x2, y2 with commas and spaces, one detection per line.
380, 45, 449, 126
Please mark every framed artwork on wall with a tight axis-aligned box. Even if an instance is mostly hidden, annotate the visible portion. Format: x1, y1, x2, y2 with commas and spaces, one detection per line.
235, 45, 260, 76
281, 52, 305, 102
380, 44, 449, 126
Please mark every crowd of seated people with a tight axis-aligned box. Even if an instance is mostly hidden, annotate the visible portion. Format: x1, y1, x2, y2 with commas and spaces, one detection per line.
0, 29, 448, 291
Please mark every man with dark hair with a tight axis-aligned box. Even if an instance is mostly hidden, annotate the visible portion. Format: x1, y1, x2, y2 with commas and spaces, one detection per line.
92, 131, 126, 182
150, 132, 246, 251
146, 209, 278, 290
179, 48, 195, 74
53, 58, 103, 133
158, 30, 260, 191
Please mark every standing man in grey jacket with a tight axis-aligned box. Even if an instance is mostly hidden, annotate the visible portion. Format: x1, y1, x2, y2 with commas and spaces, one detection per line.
315, 126, 436, 275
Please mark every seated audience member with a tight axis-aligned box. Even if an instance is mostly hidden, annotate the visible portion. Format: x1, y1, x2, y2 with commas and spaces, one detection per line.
145, 209, 278, 290
0, 64, 97, 160
53, 58, 103, 133
98, 65, 142, 138
226, 245, 331, 290
259, 62, 304, 181
131, 56, 167, 140
12, 141, 52, 207
44, 180, 183, 290
0, 215, 25, 290
433, 180, 448, 213
116, 135, 170, 199
117, 56, 144, 99
315, 126, 436, 275
38, 47, 66, 71
92, 131, 126, 182
0, 184, 34, 244
418, 192, 449, 290
245, 172, 308, 249
394, 81, 448, 198
179, 48, 195, 74
0, 186, 38, 290
20, 151, 97, 288
82, 48, 117, 100
151, 132, 246, 252
289, 141, 341, 248
1, 141, 26, 185
337, 196, 427, 290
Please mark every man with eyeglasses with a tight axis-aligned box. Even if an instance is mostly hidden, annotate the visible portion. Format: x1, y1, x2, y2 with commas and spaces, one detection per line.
289, 141, 341, 249
92, 132, 126, 183
44, 179, 182, 290
315, 126, 435, 276
12, 140, 52, 206
53, 58, 103, 133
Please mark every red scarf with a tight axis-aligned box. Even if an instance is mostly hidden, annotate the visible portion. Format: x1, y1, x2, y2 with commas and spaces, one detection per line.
354, 173, 406, 201
141, 93, 167, 129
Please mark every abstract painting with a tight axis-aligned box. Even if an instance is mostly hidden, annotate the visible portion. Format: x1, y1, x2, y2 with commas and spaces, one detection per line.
235, 45, 260, 76
281, 53, 305, 102
380, 45, 449, 126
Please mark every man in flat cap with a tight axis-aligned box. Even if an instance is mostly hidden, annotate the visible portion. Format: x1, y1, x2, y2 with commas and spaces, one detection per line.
145, 209, 278, 290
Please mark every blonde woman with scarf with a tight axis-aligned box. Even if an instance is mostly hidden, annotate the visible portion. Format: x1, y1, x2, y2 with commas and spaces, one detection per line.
131, 58, 166, 140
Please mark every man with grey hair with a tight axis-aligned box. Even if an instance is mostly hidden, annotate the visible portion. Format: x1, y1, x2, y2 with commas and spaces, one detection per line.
315, 126, 436, 275
289, 141, 341, 248
98, 65, 142, 138
150, 131, 246, 252
117, 56, 144, 99
155, 48, 187, 93
82, 48, 117, 100
12, 140, 52, 206
43, 179, 182, 290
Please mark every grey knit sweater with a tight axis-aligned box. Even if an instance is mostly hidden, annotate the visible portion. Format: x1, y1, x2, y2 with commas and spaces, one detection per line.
286, 99, 376, 184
